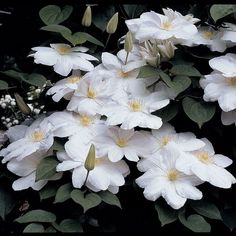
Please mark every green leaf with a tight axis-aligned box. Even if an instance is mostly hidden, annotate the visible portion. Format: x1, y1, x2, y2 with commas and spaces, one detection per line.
52, 139, 65, 152
170, 65, 201, 77
59, 219, 83, 232
45, 226, 57, 232
158, 70, 173, 88
190, 200, 222, 220
79, 32, 104, 47
182, 97, 216, 128
0, 80, 8, 90
99, 191, 121, 209
93, 5, 115, 31
0, 186, 17, 220
153, 102, 179, 123
41, 24, 72, 34
123, 5, 146, 18
171, 76, 191, 96
221, 209, 236, 231
71, 190, 102, 212
137, 65, 159, 78
54, 183, 73, 203
23, 223, 45, 232
15, 209, 56, 223
27, 73, 47, 88
39, 185, 58, 201
36, 156, 59, 181
39, 5, 73, 25
178, 212, 211, 232
210, 5, 236, 22
155, 203, 178, 226
1, 70, 27, 81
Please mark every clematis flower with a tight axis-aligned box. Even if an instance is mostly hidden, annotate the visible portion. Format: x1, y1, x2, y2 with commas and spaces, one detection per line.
56, 145, 130, 193
7, 151, 62, 191
221, 22, 236, 44
221, 110, 236, 126
46, 70, 83, 102
94, 126, 156, 162
200, 53, 236, 112
101, 90, 170, 130
29, 44, 98, 76
176, 138, 236, 189
136, 147, 203, 209
0, 117, 55, 163
125, 8, 199, 43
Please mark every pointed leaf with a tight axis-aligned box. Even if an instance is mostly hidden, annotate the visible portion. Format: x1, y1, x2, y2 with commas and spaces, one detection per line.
41, 24, 72, 34
210, 5, 236, 22
99, 191, 121, 209
172, 75, 191, 95
23, 223, 45, 232
137, 65, 159, 78
0, 80, 8, 90
39, 185, 58, 201
54, 183, 73, 203
59, 219, 83, 232
170, 64, 201, 77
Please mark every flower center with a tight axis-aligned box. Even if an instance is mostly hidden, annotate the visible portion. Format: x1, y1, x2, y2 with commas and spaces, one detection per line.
116, 138, 128, 147
129, 100, 142, 112
202, 31, 215, 40
162, 21, 173, 31
196, 151, 212, 164
87, 87, 96, 98
80, 115, 92, 126
56, 45, 72, 55
31, 130, 45, 142
161, 136, 171, 146
67, 76, 81, 84
167, 169, 178, 181
227, 76, 236, 86
118, 70, 130, 78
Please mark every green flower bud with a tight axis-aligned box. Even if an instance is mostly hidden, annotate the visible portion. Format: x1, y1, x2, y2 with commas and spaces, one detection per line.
82, 6, 92, 27
84, 144, 96, 171
106, 12, 118, 34
14, 93, 31, 115
124, 31, 133, 53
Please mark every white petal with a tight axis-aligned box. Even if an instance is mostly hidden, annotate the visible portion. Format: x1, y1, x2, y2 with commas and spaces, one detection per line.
214, 154, 233, 168
72, 167, 87, 188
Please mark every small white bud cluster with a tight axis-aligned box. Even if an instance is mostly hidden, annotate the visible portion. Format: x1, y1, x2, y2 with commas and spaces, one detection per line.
0, 94, 16, 109
27, 86, 44, 101
1, 116, 19, 128
27, 102, 45, 115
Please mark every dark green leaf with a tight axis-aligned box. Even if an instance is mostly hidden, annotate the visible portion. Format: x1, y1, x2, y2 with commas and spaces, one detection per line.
190, 200, 222, 220
123, 5, 146, 18
0, 80, 8, 90
155, 203, 178, 226
23, 223, 45, 232
45, 226, 57, 232
172, 76, 191, 95
170, 65, 201, 77
15, 209, 56, 223
71, 190, 102, 212
137, 65, 159, 78
27, 73, 47, 88
36, 156, 59, 181
41, 24, 72, 34
178, 212, 211, 232
59, 219, 83, 232
221, 209, 236, 231
99, 191, 121, 209
54, 183, 73, 203
158, 70, 173, 87
79, 32, 104, 47
210, 5, 236, 22
39, 5, 73, 25
39, 185, 58, 201
52, 139, 65, 152
153, 102, 179, 123
182, 97, 216, 128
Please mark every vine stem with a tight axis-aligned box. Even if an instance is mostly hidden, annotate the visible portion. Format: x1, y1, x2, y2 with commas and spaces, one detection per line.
104, 34, 111, 50
83, 171, 90, 186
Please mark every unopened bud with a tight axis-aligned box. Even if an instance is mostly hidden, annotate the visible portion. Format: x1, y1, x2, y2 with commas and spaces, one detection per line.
124, 31, 133, 53
157, 41, 177, 61
14, 93, 31, 115
106, 12, 118, 34
82, 6, 92, 27
84, 144, 96, 171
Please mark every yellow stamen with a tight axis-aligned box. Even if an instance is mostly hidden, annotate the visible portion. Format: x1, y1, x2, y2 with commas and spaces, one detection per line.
161, 136, 171, 146
202, 31, 215, 40
56, 45, 72, 55
67, 76, 81, 84
87, 87, 96, 98
80, 115, 92, 126
227, 76, 236, 86
196, 151, 212, 164
31, 130, 45, 142
118, 70, 130, 78
129, 100, 142, 112
167, 169, 178, 181
162, 21, 173, 31
116, 138, 128, 147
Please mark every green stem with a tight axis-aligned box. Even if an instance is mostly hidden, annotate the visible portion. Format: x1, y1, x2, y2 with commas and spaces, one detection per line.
104, 34, 111, 50
83, 171, 90, 186
125, 52, 129, 65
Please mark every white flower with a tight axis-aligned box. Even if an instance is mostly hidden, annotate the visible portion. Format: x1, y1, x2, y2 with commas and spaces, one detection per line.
56, 144, 130, 193
176, 138, 236, 189
94, 126, 156, 162
46, 70, 82, 102
7, 151, 62, 191
102, 90, 169, 130
200, 53, 236, 112
221, 110, 236, 126
29, 44, 98, 76
136, 147, 203, 209
48, 110, 107, 143
221, 22, 236, 43
67, 69, 115, 115
0, 117, 55, 163
137, 123, 205, 172
125, 8, 198, 43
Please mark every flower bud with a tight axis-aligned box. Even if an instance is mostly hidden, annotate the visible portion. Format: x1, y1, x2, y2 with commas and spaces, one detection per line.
106, 12, 118, 34
157, 41, 177, 61
14, 93, 31, 115
82, 6, 92, 27
84, 144, 96, 171
124, 31, 133, 53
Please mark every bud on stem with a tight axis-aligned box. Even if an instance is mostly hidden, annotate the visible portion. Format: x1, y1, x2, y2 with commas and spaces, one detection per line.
84, 144, 96, 171
82, 6, 92, 27
14, 93, 31, 115
106, 12, 118, 34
